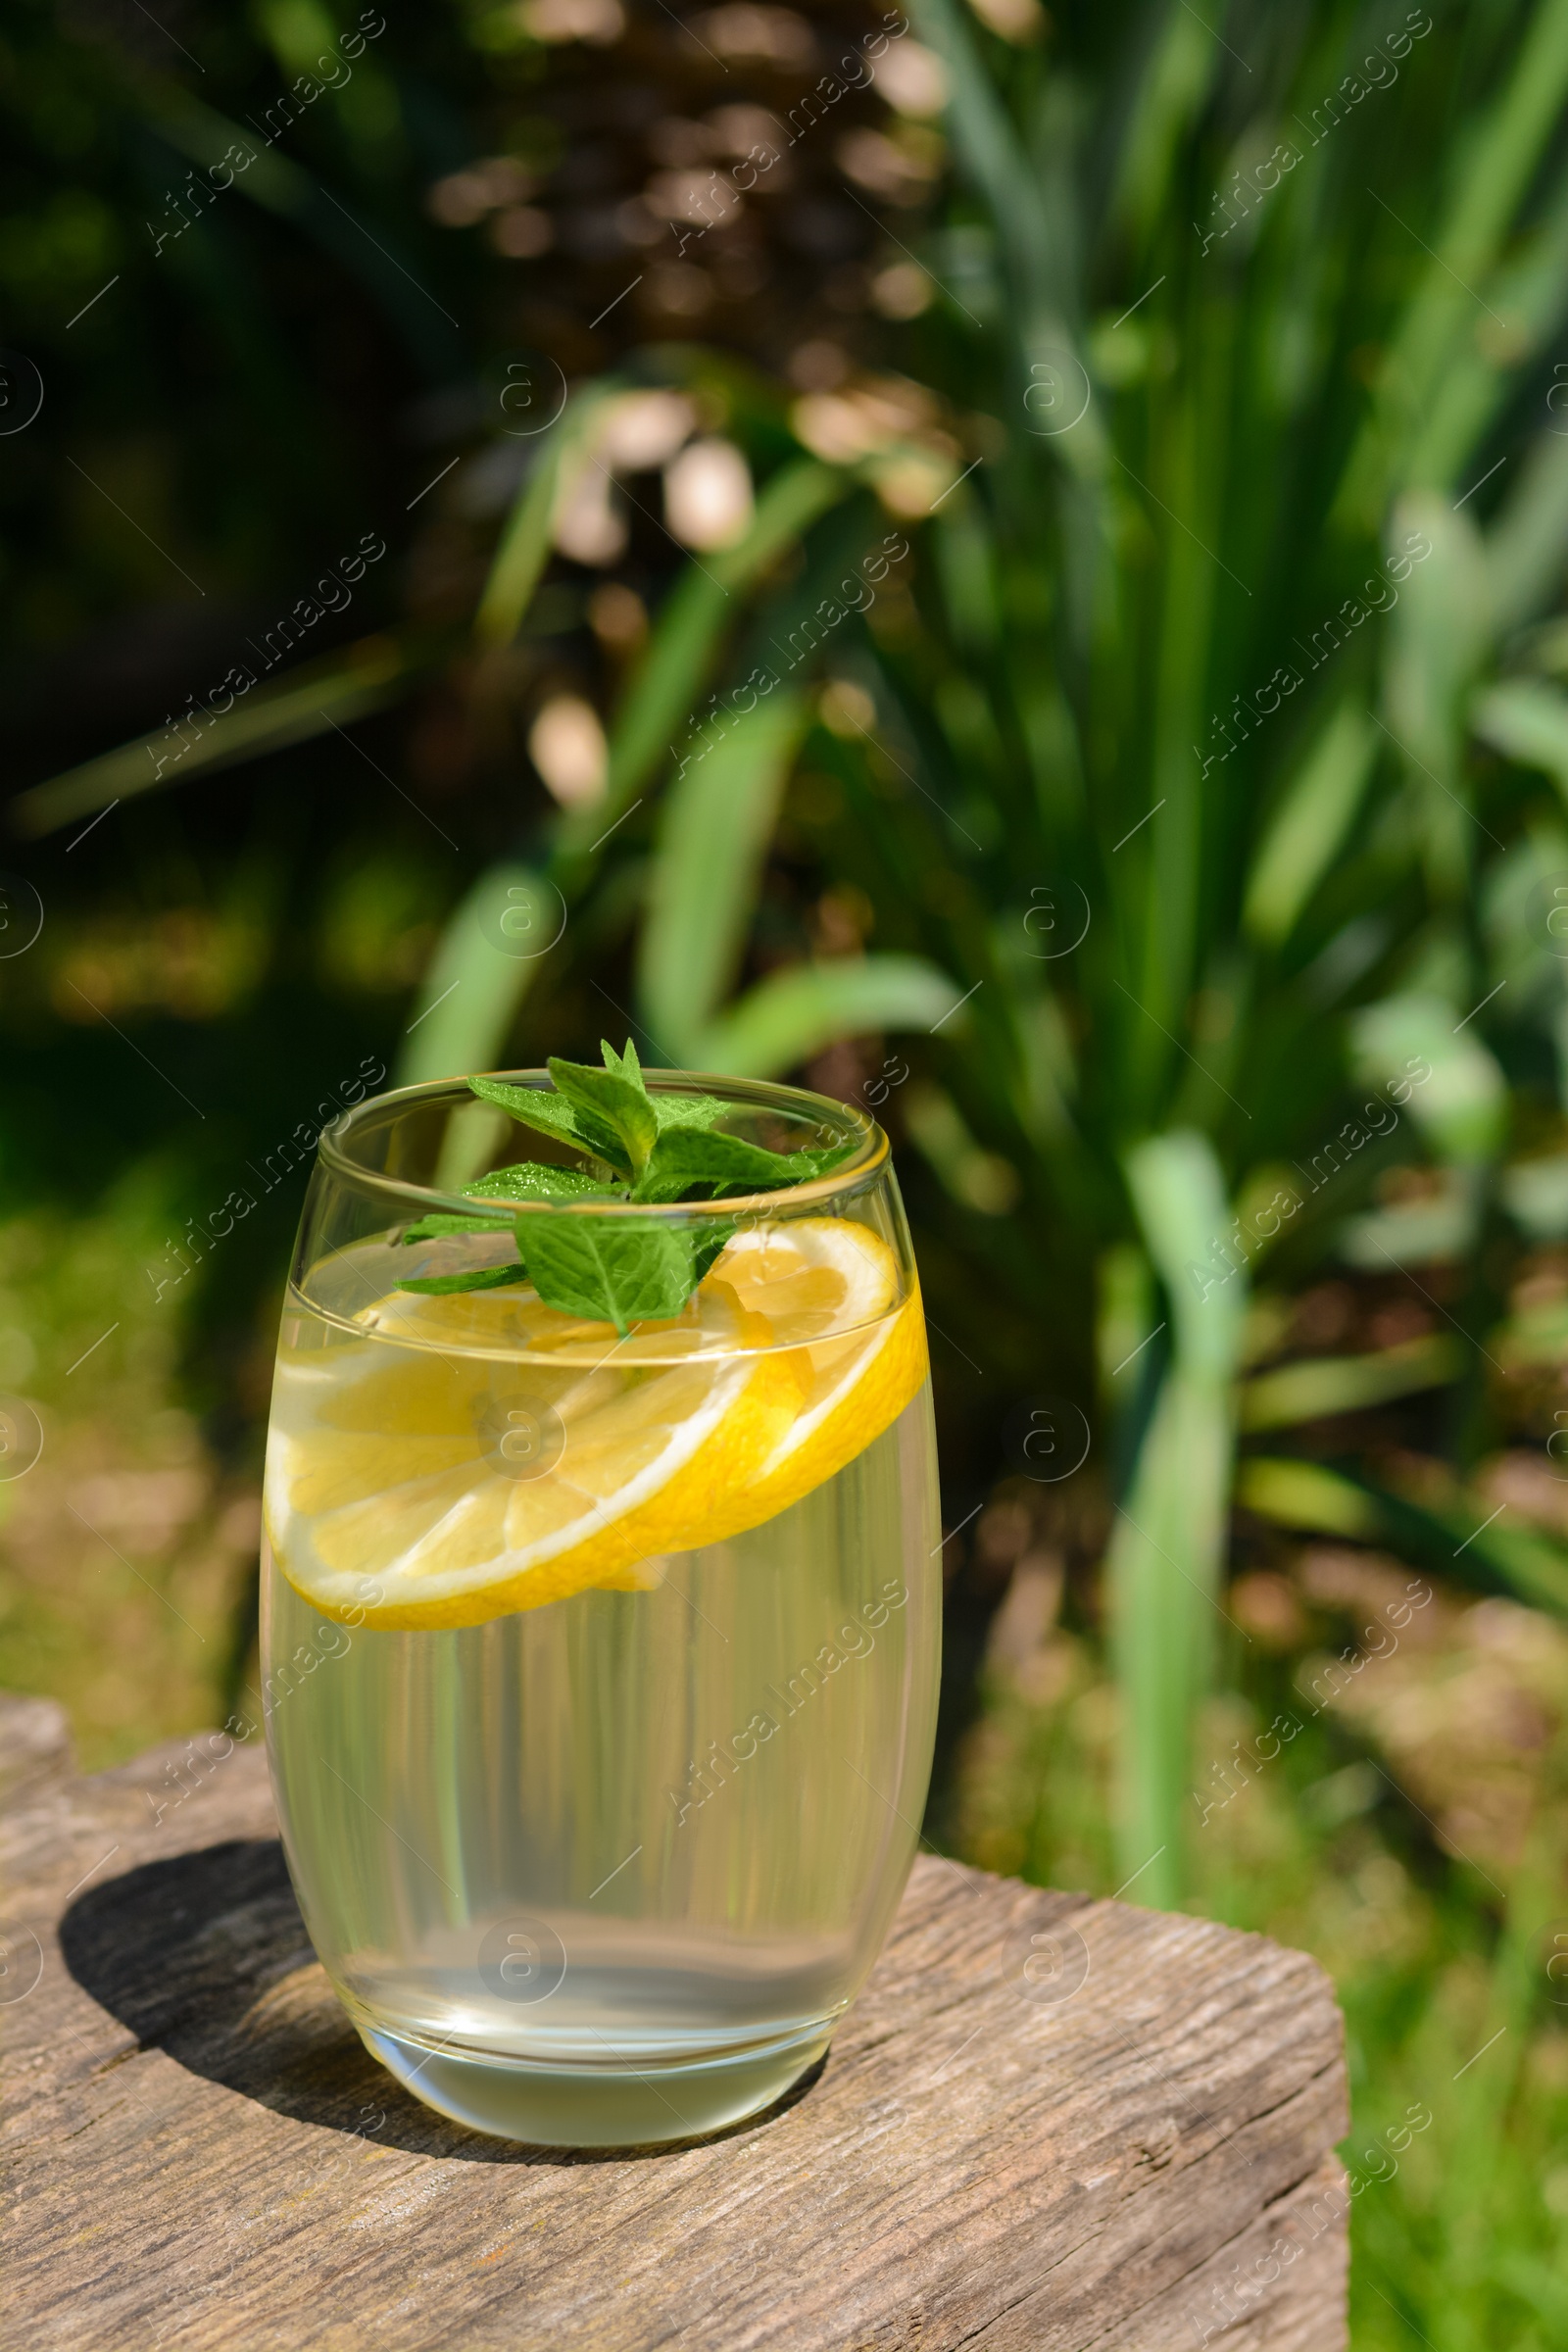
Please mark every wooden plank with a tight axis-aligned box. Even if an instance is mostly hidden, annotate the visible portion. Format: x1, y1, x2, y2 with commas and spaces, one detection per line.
0, 1695, 1348, 2350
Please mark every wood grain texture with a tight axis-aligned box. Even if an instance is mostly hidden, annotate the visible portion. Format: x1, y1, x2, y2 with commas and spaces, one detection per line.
0, 1694, 1348, 2352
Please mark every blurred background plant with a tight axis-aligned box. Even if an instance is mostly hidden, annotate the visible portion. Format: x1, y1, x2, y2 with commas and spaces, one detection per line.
7, 0, 1568, 2340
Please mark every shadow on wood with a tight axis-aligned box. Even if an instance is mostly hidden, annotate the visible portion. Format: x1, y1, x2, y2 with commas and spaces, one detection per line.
57, 1834, 826, 2163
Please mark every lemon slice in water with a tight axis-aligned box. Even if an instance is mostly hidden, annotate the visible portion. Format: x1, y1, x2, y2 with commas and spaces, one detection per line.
712, 1219, 928, 1529
266, 1218, 925, 1630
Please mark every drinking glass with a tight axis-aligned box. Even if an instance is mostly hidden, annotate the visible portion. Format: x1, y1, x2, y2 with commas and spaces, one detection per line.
261, 1070, 941, 2145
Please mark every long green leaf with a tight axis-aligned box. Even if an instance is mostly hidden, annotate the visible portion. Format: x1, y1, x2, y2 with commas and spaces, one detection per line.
1244, 703, 1378, 948
907, 0, 1059, 314
1486, 433, 1568, 639
1137, 358, 1226, 1055
1382, 493, 1491, 895
557, 458, 850, 858
1472, 677, 1568, 805
1105, 1131, 1246, 1904
638, 692, 810, 1062
397, 863, 560, 1087
1351, 994, 1507, 1165
10, 635, 416, 839
1239, 1334, 1461, 1430
1239, 1456, 1568, 1615
474, 390, 615, 651
1235, 1455, 1387, 1542
1102, 2, 1218, 254
693, 956, 963, 1079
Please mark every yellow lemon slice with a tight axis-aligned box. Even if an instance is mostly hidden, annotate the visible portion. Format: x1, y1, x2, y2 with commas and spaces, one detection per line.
265, 1219, 927, 1631
707, 1218, 929, 1531
267, 1279, 803, 1630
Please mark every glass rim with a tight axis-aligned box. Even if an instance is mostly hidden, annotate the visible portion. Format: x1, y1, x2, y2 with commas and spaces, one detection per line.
318, 1068, 890, 1220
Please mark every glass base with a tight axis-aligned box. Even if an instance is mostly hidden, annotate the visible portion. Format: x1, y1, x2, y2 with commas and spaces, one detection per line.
359, 2019, 833, 2147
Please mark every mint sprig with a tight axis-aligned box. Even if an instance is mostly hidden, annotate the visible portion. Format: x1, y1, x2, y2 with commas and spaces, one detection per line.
397, 1041, 858, 1333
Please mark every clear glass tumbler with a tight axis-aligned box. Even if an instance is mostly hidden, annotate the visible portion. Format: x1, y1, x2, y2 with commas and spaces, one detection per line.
261, 1070, 940, 2145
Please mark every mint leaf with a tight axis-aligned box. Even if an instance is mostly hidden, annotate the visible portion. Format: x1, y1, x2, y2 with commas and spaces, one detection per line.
630, 1171, 706, 1205
635, 1128, 858, 1200
466, 1162, 618, 1204
522, 1213, 695, 1334
401, 1210, 518, 1245
636, 1127, 799, 1198
651, 1090, 729, 1132
398, 1261, 529, 1296
547, 1054, 659, 1180
800, 1139, 860, 1181
468, 1074, 631, 1174
602, 1035, 642, 1083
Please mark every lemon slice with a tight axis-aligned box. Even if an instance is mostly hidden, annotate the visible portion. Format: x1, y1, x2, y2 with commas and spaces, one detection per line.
265, 1219, 927, 1631
705, 1219, 929, 1531
267, 1279, 803, 1630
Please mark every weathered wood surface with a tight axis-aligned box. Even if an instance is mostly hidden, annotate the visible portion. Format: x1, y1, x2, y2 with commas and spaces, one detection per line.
0, 1693, 1348, 2351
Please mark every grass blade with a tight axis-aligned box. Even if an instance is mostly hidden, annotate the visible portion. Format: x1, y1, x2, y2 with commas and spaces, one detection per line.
397, 862, 555, 1086
1234, 1454, 1387, 1542
1351, 994, 1507, 1165
1238, 1455, 1568, 1615
637, 691, 811, 1063
557, 457, 850, 858
474, 392, 614, 652
10, 635, 416, 839
694, 956, 963, 1078
1486, 432, 1568, 638
1104, 1364, 1233, 1906
1105, 1130, 1246, 1904
1472, 677, 1568, 806
1239, 1334, 1462, 1430
1383, 494, 1490, 895
1101, 2, 1218, 255
1243, 702, 1378, 948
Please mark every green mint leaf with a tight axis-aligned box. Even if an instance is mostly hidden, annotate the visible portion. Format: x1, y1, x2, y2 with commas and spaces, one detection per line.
401, 1211, 518, 1245
397, 1261, 529, 1296
798, 1139, 860, 1181
467, 1075, 631, 1175
635, 1127, 800, 1199
634, 1129, 858, 1200
547, 1055, 659, 1181
601, 1035, 643, 1084
629, 1172, 705, 1205
651, 1090, 729, 1132
466, 1162, 619, 1204
521, 1213, 695, 1334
